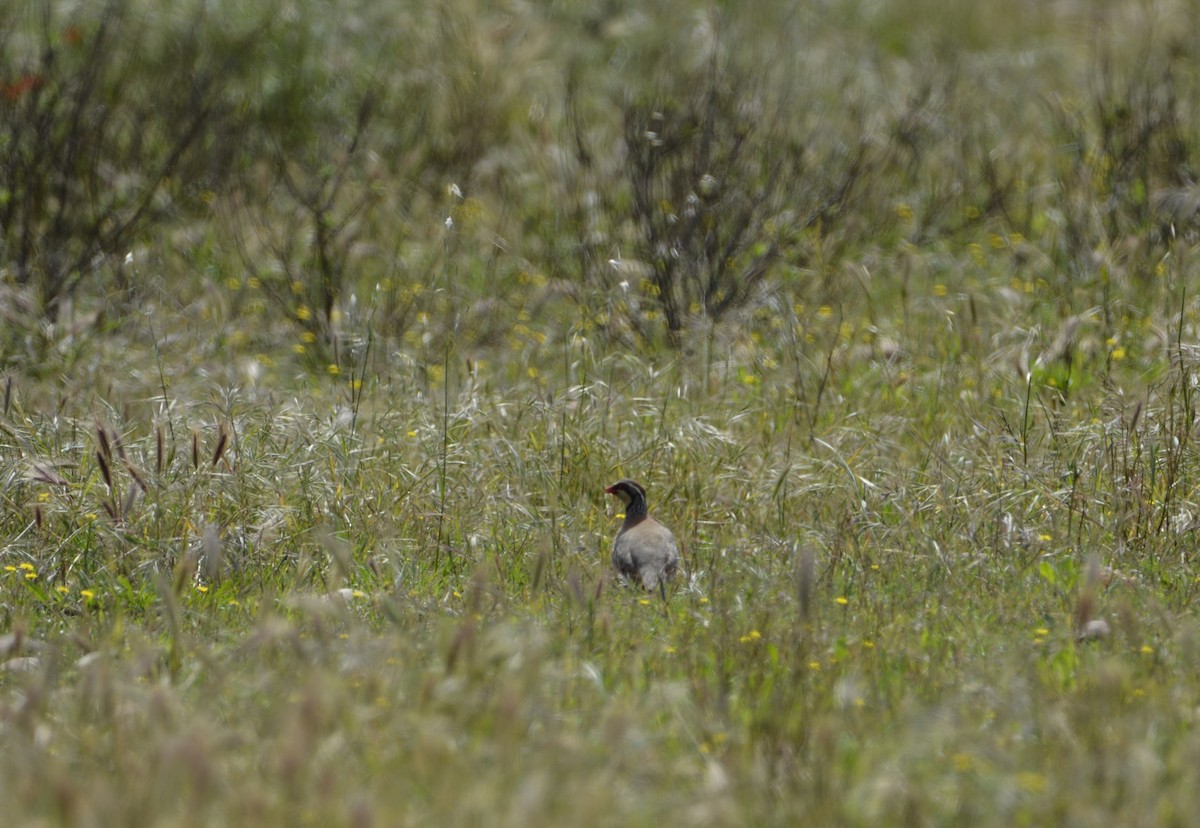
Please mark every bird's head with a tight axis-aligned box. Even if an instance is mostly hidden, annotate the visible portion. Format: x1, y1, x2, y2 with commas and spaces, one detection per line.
605, 479, 645, 506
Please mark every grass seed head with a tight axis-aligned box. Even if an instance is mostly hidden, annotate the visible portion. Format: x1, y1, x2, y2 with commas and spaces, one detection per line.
96, 450, 113, 490
124, 460, 148, 493
212, 425, 229, 467
96, 419, 112, 462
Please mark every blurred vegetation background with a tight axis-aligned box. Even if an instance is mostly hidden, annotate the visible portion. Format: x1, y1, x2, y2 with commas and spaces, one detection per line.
4, 0, 1200, 825
2, 0, 1194, 368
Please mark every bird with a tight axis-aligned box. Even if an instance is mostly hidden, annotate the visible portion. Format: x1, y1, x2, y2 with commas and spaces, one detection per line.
605, 479, 680, 599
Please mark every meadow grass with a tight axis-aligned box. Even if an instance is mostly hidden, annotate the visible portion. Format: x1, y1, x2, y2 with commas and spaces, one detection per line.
4, 0, 1200, 825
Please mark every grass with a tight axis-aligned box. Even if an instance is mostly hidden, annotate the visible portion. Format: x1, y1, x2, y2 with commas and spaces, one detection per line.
4, 0, 1200, 825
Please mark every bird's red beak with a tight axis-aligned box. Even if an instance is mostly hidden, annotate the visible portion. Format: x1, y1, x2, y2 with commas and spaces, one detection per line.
604, 485, 616, 494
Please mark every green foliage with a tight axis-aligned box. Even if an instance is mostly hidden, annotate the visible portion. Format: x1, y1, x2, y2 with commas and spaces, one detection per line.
0, 0, 267, 320
5, 0, 1200, 825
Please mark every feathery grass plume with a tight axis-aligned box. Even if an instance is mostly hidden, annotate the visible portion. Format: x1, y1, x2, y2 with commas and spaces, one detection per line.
566, 568, 586, 605
201, 523, 223, 583
0, 627, 27, 659
445, 617, 477, 674
295, 543, 315, 589
96, 419, 112, 462
27, 464, 68, 487
3, 375, 10, 417
191, 431, 199, 471
123, 460, 148, 494
96, 450, 113, 490
317, 529, 353, 589
121, 479, 138, 521
530, 548, 547, 592
107, 425, 128, 462
33, 504, 42, 529
1074, 554, 1101, 637
795, 544, 816, 623
155, 424, 164, 475
173, 541, 200, 597
1015, 355, 1030, 386
101, 499, 118, 523
212, 424, 229, 467
154, 573, 184, 678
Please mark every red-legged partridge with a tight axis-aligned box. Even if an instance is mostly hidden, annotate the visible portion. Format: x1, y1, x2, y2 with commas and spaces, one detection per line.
605, 479, 680, 597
